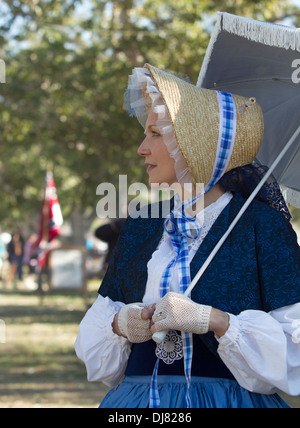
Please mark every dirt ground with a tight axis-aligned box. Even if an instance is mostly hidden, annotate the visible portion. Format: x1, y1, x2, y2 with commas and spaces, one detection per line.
0, 281, 299, 408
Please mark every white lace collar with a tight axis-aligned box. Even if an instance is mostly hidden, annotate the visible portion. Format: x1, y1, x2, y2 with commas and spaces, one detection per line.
158, 191, 233, 252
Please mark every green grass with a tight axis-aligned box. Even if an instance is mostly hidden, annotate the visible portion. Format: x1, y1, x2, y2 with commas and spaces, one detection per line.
0, 281, 110, 408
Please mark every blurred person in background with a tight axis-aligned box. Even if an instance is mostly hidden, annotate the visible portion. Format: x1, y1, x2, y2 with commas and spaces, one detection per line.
0, 235, 6, 281
6, 229, 24, 285
95, 219, 126, 273
23, 233, 38, 272
23, 233, 39, 290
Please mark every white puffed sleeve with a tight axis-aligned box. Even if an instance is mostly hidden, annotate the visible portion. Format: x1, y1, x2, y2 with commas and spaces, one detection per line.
74, 295, 132, 388
216, 303, 300, 395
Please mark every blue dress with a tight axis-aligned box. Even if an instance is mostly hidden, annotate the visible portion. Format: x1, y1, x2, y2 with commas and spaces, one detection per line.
98, 192, 300, 408
100, 376, 289, 408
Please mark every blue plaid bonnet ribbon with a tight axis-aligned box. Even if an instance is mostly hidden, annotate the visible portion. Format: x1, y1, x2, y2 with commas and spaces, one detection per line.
149, 91, 237, 408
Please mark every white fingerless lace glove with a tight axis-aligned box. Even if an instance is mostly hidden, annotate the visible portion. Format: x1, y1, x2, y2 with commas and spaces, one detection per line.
152, 292, 212, 335
117, 303, 153, 343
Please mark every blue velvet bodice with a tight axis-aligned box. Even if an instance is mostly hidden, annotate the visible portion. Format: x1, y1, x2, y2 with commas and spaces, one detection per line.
125, 334, 235, 379
99, 192, 300, 371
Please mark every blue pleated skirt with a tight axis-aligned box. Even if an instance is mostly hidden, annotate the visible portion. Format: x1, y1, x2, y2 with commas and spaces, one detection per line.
100, 376, 289, 409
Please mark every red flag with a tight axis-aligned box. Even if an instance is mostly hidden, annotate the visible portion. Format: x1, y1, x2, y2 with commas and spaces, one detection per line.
37, 169, 63, 270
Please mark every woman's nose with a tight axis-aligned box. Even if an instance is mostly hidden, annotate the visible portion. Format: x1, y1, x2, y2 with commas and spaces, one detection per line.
137, 137, 151, 157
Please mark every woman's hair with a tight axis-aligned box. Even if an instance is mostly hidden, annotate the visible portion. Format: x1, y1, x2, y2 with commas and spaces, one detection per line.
219, 163, 291, 220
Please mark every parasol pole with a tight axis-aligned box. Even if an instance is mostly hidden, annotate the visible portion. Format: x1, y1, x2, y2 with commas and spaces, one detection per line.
153, 125, 300, 344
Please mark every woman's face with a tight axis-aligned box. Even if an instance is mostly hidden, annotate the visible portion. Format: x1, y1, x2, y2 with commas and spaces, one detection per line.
137, 110, 177, 186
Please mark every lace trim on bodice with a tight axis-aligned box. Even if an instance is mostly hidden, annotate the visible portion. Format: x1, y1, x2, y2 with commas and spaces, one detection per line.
157, 192, 233, 255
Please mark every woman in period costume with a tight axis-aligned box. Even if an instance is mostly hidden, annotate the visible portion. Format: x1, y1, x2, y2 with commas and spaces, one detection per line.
75, 63, 300, 408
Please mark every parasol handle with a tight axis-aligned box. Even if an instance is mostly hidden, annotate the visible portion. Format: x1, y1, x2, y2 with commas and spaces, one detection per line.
152, 125, 300, 345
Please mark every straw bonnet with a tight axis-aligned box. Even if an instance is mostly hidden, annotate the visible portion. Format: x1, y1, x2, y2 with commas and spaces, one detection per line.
141, 63, 264, 187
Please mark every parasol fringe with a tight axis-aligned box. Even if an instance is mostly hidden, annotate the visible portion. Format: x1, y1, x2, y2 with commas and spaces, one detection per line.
281, 186, 300, 208
197, 11, 300, 88
221, 12, 300, 52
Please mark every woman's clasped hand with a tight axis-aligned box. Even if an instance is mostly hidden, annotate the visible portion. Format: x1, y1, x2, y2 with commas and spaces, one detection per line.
112, 292, 229, 343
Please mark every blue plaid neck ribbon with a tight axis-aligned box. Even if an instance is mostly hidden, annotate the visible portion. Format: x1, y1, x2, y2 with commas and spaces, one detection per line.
149, 91, 237, 409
